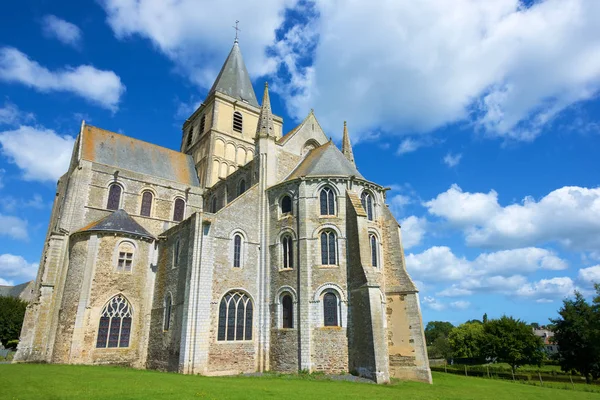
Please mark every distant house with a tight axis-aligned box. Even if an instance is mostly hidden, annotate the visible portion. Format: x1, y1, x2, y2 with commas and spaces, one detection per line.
533, 327, 558, 355
0, 281, 35, 303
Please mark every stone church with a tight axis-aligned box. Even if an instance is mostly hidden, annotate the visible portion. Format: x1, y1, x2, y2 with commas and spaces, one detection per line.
14, 40, 431, 384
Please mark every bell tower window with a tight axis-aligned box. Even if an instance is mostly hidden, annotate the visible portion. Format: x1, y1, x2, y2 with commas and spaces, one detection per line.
233, 111, 243, 133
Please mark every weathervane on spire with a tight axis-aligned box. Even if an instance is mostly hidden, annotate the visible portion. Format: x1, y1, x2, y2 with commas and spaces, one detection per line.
233, 20, 241, 43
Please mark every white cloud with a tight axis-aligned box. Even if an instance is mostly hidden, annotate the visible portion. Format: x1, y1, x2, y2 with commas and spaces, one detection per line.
275, 0, 600, 142
0, 126, 75, 182
0, 215, 28, 240
41, 15, 82, 48
578, 265, 600, 286
0, 254, 38, 284
450, 300, 471, 310
425, 184, 600, 250
443, 152, 462, 167
0, 47, 125, 111
396, 138, 422, 155
399, 216, 427, 249
422, 296, 446, 311
516, 277, 576, 301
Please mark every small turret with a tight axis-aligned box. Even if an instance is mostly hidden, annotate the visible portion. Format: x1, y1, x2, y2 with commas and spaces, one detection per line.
342, 121, 355, 165
256, 82, 275, 139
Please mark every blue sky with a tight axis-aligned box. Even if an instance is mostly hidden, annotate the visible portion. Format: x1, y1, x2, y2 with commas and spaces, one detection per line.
1, 0, 599, 327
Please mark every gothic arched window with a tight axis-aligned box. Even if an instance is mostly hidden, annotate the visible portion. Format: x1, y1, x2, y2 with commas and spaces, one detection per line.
186, 126, 194, 148
281, 195, 292, 214
320, 187, 335, 215
361, 191, 374, 221
320, 230, 337, 265
323, 292, 339, 327
370, 234, 378, 267
238, 179, 246, 196
173, 198, 185, 222
163, 294, 172, 331
282, 294, 293, 328
116, 241, 134, 272
233, 111, 243, 133
282, 235, 293, 269
210, 196, 218, 213
217, 291, 253, 341
199, 115, 206, 136
233, 234, 242, 268
96, 294, 132, 348
140, 191, 153, 217
107, 184, 122, 210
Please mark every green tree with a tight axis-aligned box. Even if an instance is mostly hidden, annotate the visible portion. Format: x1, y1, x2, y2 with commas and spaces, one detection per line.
424, 321, 454, 345
483, 313, 488, 323
551, 288, 600, 383
482, 316, 544, 373
433, 335, 453, 361
530, 322, 540, 330
448, 322, 485, 359
0, 296, 28, 348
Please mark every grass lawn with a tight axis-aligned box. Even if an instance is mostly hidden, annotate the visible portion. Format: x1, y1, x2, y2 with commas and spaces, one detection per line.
1, 364, 598, 400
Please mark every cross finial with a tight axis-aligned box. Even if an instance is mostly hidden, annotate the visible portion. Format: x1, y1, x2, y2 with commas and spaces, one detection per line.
233, 20, 241, 43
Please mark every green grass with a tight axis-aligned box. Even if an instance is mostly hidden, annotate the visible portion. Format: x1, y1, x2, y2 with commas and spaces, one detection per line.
1, 364, 598, 400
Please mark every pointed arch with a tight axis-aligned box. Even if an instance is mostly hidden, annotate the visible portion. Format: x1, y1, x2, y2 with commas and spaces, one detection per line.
96, 294, 133, 348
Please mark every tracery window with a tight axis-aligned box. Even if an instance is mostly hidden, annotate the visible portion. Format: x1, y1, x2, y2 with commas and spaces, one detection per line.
163, 294, 172, 331
320, 230, 337, 265
282, 294, 293, 329
186, 126, 194, 148
217, 291, 253, 341
140, 191, 153, 217
107, 184, 122, 211
323, 292, 339, 327
96, 294, 132, 348
238, 179, 246, 196
319, 187, 335, 215
233, 111, 243, 133
116, 241, 134, 272
370, 234, 378, 267
233, 234, 242, 268
282, 235, 293, 269
173, 198, 185, 222
281, 195, 292, 214
199, 115, 206, 136
361, 191, 374, 221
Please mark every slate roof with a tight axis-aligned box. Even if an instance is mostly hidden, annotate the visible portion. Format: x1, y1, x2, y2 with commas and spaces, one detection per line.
208, 42, 259, 107
286, 141, 365, 180
81, 125, 200, 187
78, 209, 154, 239
0, 281, 33, 299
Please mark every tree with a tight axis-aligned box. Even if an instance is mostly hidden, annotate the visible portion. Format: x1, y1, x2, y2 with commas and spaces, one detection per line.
530, 322, 540, 330
0, 296, 28, 348
482, 316, 544, 373
448, 322, 485, 359
433, 335, 453, 361
551, 288, 600, 383
483, 313, 488, 324
424, 321, 454, 345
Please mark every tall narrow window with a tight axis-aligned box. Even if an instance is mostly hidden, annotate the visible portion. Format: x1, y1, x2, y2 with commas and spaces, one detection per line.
320, 187, 335, 215
361, 192, 374, 221
173, 198, 185, 222
238, 179, 246, 196
320, 230, 337, 265
140, 191, 153, 217
199, 115, 206, 136
210, 196, 218, 213
233, 234, 242, 268
217, 291, 253, 341
107, 184, 122, 210
282, 294, 293, 328
370, 234, 378, 267
281, 195, 292, 214
96, 294, 132, 348
173, 239, 180, 269
233, 111, 243, 133
282, 235, 293, 269
186, 126, 194, 148
163, 294, 172, 331
323, 292, 339, 327
116, 241, 134, 272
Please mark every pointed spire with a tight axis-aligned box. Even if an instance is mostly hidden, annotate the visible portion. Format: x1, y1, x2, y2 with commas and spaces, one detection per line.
342, 121, 355, 165
256, 82, 275, 138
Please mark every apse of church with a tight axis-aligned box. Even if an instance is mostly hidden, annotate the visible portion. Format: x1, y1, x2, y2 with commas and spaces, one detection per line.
14, 39, 431, 384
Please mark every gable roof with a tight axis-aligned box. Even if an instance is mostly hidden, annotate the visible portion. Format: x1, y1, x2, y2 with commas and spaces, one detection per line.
78, 209, 154, 239
80, 125, 200, 187
0, 281, 34, 300
286, 141, 365, 180
208, 42, 259, 107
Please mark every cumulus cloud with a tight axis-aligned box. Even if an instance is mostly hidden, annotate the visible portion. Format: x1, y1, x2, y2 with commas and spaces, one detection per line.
399, 216, 427, 249
443, 152, 462, 167
578, 265, 600, 286
425, 184, 600, 250
0, 47, 125, 111
41, 15, 82, 48
0, 215, 28, 240
516, 277, 576, 301
0, 126, 75, 182
0, 101, 34, 126
0, 254, 38, 285
422, 296, 446, 311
